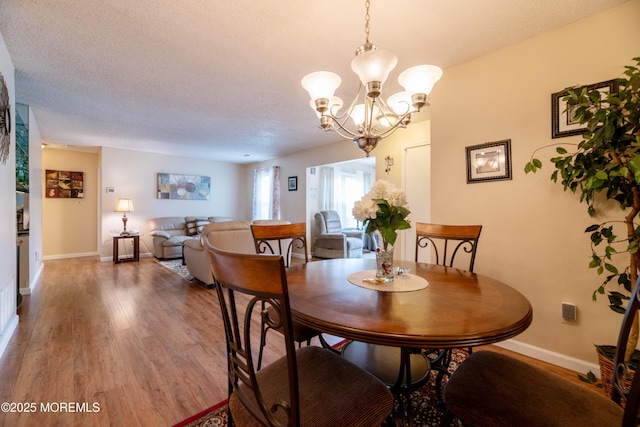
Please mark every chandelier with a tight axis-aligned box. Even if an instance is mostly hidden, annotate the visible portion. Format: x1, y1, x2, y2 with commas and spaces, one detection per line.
301, 0, 442, 156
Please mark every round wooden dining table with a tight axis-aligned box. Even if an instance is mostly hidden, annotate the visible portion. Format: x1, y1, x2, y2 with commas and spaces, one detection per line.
286, 257, 533, 349
287, 257, 533, 425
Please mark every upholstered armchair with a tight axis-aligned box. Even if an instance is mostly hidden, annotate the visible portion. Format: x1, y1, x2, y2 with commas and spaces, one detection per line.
313, 210, 364, 259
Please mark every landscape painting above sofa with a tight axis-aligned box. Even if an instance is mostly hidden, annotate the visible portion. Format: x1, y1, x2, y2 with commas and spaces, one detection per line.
157, 173, 211, 200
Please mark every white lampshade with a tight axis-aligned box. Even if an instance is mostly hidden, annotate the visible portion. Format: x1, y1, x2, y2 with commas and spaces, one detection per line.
350, 104, 382, 127
350, 104, 366, 126
350, 49, 398, 85
386, 91, 416, 115
398, 64, 443, 96
301, 71, 342, 101
114, 198, 134, 212
311, 96, 344, 118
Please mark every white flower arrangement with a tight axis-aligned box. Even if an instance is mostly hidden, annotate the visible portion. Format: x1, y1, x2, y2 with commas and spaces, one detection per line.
352, 180, 411, 251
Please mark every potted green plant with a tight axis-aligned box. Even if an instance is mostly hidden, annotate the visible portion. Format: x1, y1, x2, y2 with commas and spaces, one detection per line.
524, 57, 640, 392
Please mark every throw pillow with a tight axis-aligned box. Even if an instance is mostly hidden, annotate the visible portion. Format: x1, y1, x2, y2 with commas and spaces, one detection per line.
186, 218, 209, 236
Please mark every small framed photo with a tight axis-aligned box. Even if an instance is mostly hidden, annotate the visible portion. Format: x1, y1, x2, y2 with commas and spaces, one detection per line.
466, 140, 512, 184
288, 176, 298, 191
551, 79, 617, 138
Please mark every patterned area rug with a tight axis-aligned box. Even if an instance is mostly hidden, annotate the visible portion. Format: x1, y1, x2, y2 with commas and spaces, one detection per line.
156, 259, 194, 281
172, 349, 468, 427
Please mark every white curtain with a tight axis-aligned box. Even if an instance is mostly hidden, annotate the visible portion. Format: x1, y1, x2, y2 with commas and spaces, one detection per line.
252, 166, 281, 220
271, 166, 281, 219
363, 171, 374, 193
319, 166, 334, 211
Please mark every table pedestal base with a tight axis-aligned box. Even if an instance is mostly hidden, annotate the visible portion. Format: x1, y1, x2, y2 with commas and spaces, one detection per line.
341, 341, 430, 388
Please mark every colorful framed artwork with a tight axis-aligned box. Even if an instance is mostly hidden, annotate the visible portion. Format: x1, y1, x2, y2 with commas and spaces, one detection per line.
157, 173, 211, 200
288, 176, 297, 191
45, 170, 84, 198
466, 140, 512, 184
551, 79, 617, 138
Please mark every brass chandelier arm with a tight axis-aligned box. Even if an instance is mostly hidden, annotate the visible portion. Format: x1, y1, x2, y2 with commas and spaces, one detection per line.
318, 97, 414, 141
301, 0, 442, 156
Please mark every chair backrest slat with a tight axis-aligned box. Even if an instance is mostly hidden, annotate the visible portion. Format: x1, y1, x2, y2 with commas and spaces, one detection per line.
251, 222, 309, 267
613, 276, 640, 425
415, 222, 482, 272
204, 240, 300, 426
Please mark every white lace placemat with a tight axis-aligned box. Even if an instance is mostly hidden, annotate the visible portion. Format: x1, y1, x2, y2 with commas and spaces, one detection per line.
347, 270, 429, 292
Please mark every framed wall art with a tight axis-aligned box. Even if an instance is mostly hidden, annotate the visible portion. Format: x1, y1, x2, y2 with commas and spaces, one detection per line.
466, 140, 512, 184
157, 173, 211, 200
45, 169, 84, 198
288, 176, 298, 191
551, 79, 617, 138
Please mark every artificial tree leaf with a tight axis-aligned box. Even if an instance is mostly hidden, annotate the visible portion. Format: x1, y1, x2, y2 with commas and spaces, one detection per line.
627, 154, 640, 184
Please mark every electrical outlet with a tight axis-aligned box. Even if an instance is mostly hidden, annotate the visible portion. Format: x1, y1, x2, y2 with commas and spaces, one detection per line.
562, 302, 577, 322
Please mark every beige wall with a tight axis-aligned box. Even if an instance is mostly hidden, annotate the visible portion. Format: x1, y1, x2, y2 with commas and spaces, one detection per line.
430, 0, 640, 368
42, 148, 99, 258
99, 147, 247, 260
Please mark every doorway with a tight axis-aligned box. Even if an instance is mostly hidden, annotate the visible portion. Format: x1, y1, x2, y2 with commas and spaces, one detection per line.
306, 157, 376, 254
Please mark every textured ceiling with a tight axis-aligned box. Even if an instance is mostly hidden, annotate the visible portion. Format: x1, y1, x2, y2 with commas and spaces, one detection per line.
0, 0, 631, 163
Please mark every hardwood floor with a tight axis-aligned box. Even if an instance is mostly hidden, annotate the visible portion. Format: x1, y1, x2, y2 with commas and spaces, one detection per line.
0, 257, 599, 426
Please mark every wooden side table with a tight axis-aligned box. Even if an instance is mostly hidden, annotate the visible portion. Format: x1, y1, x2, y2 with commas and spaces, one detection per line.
113, 235, 140, 264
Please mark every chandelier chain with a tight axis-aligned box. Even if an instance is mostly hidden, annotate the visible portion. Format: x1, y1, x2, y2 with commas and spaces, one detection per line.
364, 0, 370, 43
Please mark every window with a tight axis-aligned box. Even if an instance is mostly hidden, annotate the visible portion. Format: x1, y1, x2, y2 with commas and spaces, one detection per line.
336, 172, 361, 229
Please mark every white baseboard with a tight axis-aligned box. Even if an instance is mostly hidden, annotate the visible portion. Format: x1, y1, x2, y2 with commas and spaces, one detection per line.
495, 339, 601, 376
43, 251, 99, 260
20, 262, 44, 296
0, 314, 18, 360
100, 252, 153, 263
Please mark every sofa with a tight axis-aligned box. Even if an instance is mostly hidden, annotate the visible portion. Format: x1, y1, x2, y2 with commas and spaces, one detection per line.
183, 219, 290, 287
148, 216, 234, 259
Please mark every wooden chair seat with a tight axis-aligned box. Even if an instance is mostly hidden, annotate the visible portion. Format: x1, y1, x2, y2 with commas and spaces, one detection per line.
443, 350, 623, 426
443, 275, 640, 426
229, 346, 394, 427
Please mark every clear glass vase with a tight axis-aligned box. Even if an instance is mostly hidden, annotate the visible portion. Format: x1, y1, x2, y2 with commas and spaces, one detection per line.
375, 247, 394, 282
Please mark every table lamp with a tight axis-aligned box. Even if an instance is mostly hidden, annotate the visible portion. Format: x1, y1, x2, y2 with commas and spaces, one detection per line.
114, 198, 134, 236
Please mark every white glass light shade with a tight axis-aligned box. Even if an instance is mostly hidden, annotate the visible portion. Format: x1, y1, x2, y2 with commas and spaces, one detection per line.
351, 49, 398, 85
114, 198, 134, 212
350, 104, 382, 127
398, 64, 443, 96
387, 91, 416, 115
301, 71, 342, 101
311, 96, 344, 118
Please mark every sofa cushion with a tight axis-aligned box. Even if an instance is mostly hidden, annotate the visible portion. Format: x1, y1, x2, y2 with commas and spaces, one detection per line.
208, 216, 235, 223
149, 216, 186, 232
185, 217, 210, 236
162, 235, 197, 247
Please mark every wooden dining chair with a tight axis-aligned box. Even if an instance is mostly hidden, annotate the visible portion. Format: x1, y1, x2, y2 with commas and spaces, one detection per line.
204, 241, 394, 427
414, 222, 482, 271
250, 222, 318, 369
442, 276, 640, 427
414, 222, 483, 394
251, 222, 309, 267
